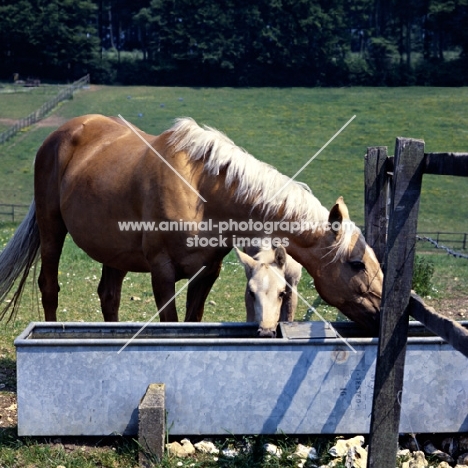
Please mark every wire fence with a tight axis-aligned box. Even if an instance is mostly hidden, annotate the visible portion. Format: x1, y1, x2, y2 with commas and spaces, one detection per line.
0, 74, 90, 144
416, 232, 468, 259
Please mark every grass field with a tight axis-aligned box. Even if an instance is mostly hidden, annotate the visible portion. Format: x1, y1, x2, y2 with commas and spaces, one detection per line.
2, 85, 468, 230
0, 84, 467, 467
0, 84, 467, 309
1, 84, 467, 318
0, 84, 67, 119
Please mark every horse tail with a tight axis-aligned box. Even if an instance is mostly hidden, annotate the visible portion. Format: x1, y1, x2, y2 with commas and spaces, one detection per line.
0, 201, 40, 321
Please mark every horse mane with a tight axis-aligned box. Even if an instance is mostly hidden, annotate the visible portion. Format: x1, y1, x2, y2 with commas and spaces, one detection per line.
166, 117, 358, 261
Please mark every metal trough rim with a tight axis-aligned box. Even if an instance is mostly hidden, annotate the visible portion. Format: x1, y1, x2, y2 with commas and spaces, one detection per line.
14, 321, 468, 348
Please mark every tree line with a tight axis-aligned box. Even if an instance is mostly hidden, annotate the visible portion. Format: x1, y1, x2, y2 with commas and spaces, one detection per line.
1, 0, 467, 86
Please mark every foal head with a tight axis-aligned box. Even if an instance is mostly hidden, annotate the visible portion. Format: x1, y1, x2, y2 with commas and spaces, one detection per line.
235, 245, 288, 338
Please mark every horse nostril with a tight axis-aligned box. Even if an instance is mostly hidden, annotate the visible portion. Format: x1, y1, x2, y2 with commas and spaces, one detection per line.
257, 328, 276, 338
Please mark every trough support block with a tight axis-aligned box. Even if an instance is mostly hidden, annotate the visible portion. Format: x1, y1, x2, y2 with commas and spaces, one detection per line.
139, 383, 165, 467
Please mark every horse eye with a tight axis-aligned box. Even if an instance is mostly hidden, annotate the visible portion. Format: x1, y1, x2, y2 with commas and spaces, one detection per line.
349, 260, 366, 272
279, 290, 286, 299
248, 289, 255, 300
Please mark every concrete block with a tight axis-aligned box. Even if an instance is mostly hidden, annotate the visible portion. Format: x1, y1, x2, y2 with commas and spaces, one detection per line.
139, 383, 165, 467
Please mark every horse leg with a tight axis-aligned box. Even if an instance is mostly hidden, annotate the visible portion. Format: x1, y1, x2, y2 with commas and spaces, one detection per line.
97, 265, 127, 322
280, 280, 299, 322
280, 289, 297, 322
280, 266, 301, 322
150, 262, 178, 322
245, 287, 255, 322
185, 262, 223, 322
37, 222, 67, 322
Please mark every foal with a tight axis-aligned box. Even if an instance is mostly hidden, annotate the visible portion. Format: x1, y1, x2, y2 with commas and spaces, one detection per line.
235, 242, 302, 337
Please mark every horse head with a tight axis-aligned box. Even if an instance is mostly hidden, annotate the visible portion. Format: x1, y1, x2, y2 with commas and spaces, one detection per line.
235, 245, 289, 338
306, 197, 383, 333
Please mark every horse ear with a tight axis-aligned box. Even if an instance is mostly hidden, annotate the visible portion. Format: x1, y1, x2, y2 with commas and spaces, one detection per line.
233, 246, 257, 272
328, 196, 350, 235
274, 245, 287, 269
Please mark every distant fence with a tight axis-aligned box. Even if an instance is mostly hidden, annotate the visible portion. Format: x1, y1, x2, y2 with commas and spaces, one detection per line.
417, 231, 468, 251
0, 204, 29, 222
0, 74, 90, 144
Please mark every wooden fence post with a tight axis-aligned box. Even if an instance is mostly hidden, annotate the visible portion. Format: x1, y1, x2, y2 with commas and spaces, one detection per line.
364, 146, 389, 265
367, 138, 425, 468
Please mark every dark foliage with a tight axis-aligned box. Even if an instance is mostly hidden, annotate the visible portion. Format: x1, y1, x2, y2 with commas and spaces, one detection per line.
1, 0, 468, 86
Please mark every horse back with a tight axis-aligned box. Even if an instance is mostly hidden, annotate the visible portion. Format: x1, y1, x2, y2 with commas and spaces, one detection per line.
33, 114, 174, 196
32, 114, 207, 271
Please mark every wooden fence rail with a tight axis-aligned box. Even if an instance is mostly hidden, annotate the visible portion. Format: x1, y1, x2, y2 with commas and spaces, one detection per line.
409, 292, 468, 358
365, 142, 468, 468
0, 74, 90, 144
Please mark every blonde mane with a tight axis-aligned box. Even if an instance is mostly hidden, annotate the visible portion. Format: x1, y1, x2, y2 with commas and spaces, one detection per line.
167, 117, 359, 261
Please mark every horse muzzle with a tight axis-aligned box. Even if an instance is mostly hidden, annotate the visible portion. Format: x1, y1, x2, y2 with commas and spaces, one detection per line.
256, 327, 277, 338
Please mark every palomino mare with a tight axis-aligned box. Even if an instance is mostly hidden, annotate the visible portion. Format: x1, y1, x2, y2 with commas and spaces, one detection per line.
235, 243, 302, 337
0, 115, 383, 332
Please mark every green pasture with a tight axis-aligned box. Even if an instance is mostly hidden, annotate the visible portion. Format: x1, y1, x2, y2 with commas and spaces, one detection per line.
0, 85, 467, 467
1, 85, 468, 229
0, 84, 64, 119
0, 84, 466, 321
0, 83, 467, 328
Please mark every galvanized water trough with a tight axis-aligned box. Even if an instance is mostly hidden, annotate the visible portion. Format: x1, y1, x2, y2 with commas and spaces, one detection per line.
15, 321, 468, 436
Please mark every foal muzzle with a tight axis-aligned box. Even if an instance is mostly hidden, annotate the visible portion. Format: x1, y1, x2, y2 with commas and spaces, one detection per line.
256, 328, 277, 338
